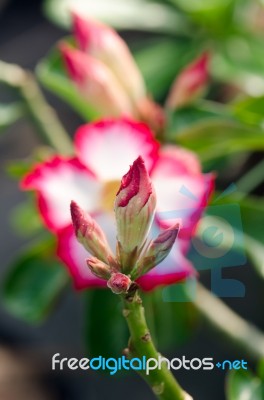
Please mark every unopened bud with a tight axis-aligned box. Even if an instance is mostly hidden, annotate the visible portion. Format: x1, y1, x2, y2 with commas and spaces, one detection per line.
134, 224, 180, 278
86, 257, 111, 280
107, 273, 132, 294
72, 13, 146, 104
60, 44, 134, 118
70, 200, 114, 264
115, 156, 156, 272
166, 52, 209, 110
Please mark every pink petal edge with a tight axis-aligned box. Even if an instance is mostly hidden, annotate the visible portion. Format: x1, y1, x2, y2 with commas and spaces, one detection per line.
21, 156, 100, 232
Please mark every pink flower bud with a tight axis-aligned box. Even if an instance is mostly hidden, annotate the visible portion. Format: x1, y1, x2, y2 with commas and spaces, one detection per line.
107, 273, 131, 294
166, 52, 209, 110
115, 156, 156, 272
72, 13, 146, 104
70, 200, 115, 264
134, 224, 180, 278
86, 257, 112, 280
60, 44, 134, 118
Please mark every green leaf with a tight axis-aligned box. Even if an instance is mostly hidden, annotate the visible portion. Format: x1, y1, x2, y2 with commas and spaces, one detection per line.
231, 96, 264, 127
168, 0, 236, 35
0, 103, 23, 133
2, 239, 69, 323
10, 199, 43, 237
6, 159, 35, 179
212, 33, 264, 95
257, 359, 264, 381
43, 0, 188, 34
36, 45, 98, 121
168, 119, 264, 162
84, 289, 128, 359
226, 369, 264, 400
166, 101, 232, 137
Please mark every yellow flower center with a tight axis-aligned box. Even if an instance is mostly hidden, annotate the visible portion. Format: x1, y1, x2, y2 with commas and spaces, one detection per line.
101, 180, 120, 212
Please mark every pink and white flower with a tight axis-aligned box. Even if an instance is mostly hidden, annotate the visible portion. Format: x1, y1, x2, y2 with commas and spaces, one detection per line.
21, 118, 214, 291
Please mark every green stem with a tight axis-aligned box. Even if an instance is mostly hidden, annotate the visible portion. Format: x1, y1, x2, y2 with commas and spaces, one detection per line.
0, 60, 73, 155
236, 158, 264, 200
194, 282, 264, 362
122, 289, 192, 400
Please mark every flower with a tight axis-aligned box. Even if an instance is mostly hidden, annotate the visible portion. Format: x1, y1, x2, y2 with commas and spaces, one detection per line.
59, 14, 209, 134
166, 52, 210, 110
21, 118, 214, 291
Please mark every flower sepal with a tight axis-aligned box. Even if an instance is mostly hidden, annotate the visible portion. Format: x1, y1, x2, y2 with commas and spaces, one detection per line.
132, 223, 180, 279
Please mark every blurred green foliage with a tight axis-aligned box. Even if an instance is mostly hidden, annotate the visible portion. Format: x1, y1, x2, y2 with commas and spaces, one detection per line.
3, 237, 68, 323
226, 369, 264, 400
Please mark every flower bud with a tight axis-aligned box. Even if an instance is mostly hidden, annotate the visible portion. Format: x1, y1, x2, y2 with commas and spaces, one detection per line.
72, 13, 146, 104
86, 257, 112, 280
134, 224, 180, 278
107, 273, 132, 294
60, 44, 134, 118
115, 157, 156, 272
70, 200, 114, 264
166, 52, 209, 110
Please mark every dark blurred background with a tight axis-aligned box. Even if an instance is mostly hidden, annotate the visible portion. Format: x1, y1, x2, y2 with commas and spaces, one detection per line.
0, 1, 263, 399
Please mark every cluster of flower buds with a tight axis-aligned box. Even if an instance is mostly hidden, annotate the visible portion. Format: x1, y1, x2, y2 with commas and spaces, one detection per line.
60, 14, 209, 134
70, 156, 180, 295
60, 14, 165, 133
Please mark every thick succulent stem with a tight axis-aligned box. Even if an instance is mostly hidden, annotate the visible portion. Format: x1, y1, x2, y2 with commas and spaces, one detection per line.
122, 289, 192, 400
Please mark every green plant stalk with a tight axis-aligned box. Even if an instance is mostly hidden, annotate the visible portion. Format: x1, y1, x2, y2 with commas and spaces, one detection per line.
236, 158, 264, 200
194, 282, 264, 362
122, 289, 192, 400
0, 60, 73, 155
